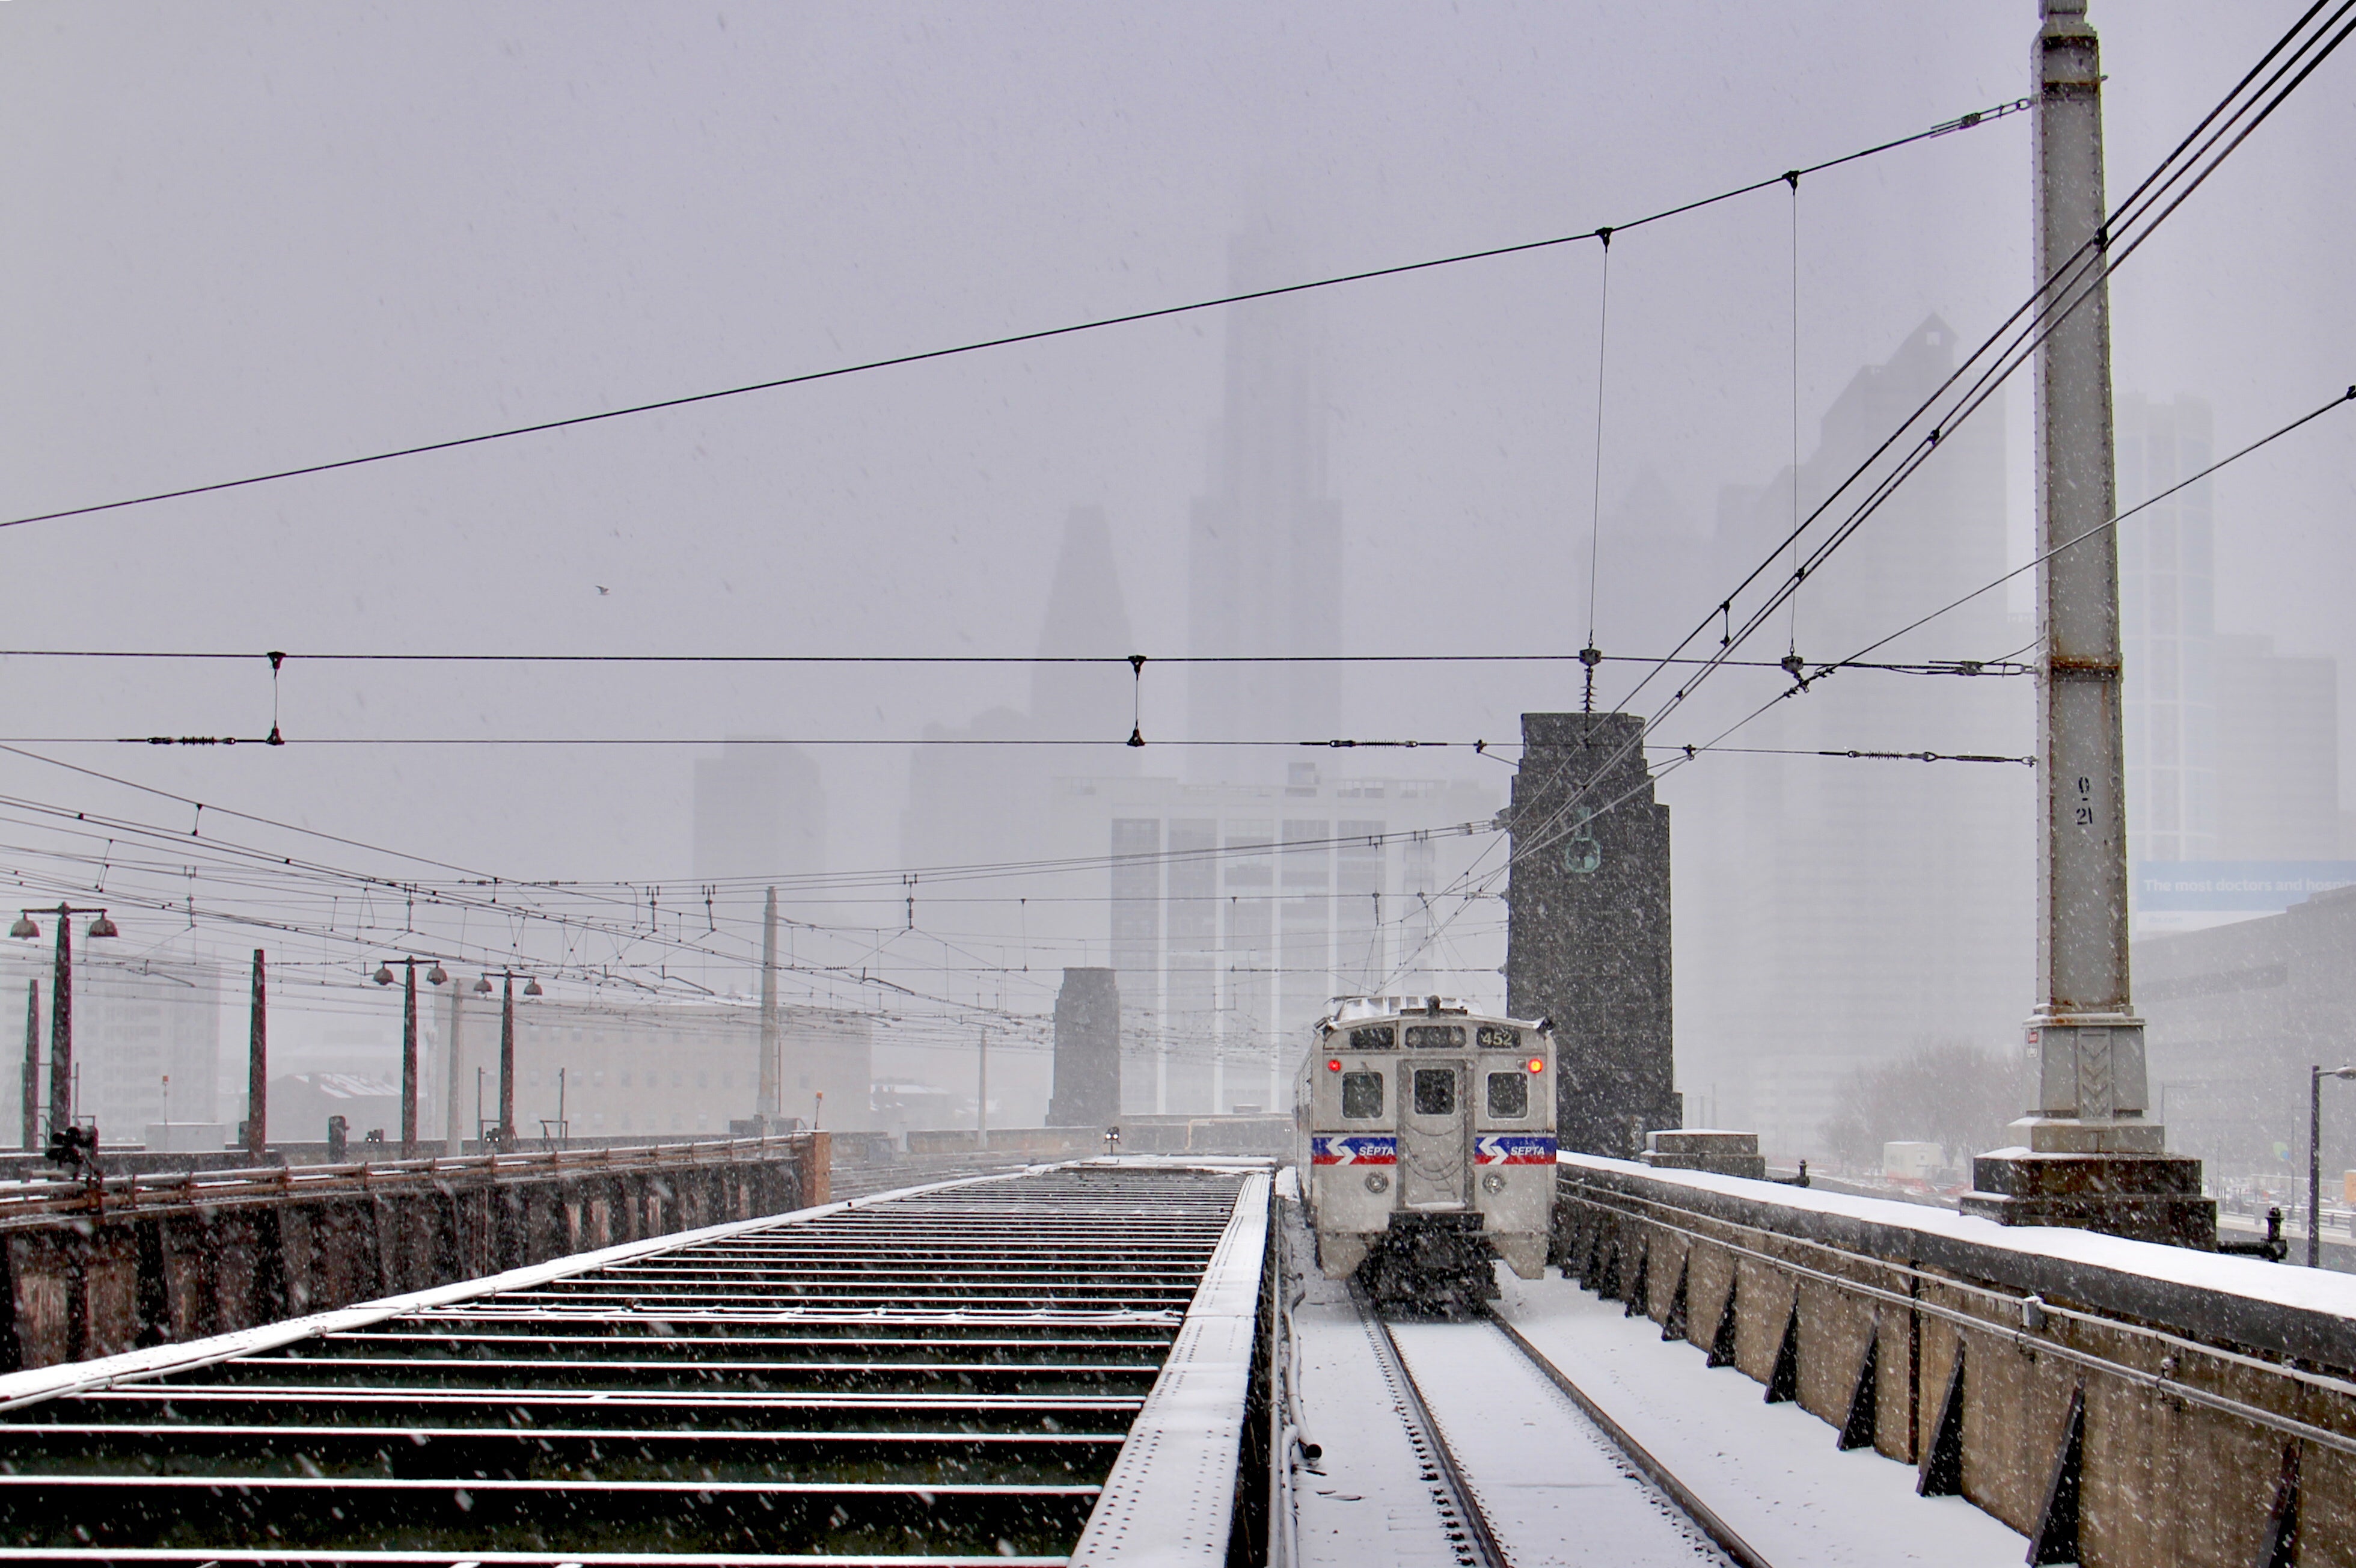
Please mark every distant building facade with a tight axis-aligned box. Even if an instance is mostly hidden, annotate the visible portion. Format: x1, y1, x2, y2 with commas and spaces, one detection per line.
2119, 393, 2346, 934
1186, 233, 1343, 760
2135, 883, 2356, 1178
1050, 761, 1496, 1116
2, 948, 220, 1147
693, 740, 827, 884
1666, 318, 2034, 1157
451, 994, 873, 1140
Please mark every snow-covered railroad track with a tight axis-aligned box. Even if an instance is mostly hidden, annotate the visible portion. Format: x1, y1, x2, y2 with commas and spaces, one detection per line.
1357, 1293, 1760, 1568
0, 1165, 1260, 1566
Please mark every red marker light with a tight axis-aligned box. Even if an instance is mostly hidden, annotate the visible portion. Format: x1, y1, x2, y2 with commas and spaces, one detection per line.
1326, 1058, 1343, 1073
1526, 1056, 1546, 1074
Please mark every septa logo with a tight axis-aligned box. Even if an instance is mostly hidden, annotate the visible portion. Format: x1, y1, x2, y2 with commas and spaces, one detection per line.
1311, 1134, 1397, 1165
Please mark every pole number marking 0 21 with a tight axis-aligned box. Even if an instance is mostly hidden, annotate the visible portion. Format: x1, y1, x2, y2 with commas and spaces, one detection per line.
2075, 774, 2095, 827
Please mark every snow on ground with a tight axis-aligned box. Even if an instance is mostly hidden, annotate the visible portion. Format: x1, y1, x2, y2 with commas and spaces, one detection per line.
1494, 1269, 2031, 1567
1288, 1234, 1476, 1568
1386, 1318, 1733, 1566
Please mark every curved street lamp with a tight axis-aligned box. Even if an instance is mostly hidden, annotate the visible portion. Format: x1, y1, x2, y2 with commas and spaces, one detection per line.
373, 958, 450, 1154
483, 970, 542, 1149
11, 906, 118, 1143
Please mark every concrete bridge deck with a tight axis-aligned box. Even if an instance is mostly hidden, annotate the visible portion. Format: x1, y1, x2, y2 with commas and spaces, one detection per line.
0, 1153, 2349, 1567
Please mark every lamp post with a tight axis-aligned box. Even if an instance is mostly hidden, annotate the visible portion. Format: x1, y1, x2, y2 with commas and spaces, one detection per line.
10, 906, 120, 1142
479, 970, 542, 1149
2309, 1065, 2356, 1268
373, 958, 449, 1155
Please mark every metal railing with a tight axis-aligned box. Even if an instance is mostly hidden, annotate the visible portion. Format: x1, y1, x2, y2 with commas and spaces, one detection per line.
0, 1133, 816, 1230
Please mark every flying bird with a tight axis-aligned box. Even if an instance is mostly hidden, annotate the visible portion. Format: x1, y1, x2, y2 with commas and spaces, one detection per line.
596, 585, 610, 596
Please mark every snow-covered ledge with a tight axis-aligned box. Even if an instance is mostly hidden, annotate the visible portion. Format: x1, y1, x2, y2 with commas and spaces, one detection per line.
1555, 1152, 2355, 1567
1561, 1151, 2356, 1362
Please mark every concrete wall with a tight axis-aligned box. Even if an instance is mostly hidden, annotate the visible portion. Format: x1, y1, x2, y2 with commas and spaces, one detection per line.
1554, 1155, 2356, 1568
0, 1133, 827, 1371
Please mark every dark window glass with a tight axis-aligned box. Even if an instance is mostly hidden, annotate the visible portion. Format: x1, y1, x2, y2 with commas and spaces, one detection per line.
1487, 1071, 1529, 1118
1413, 1068, 1457, 1116
1348, 1026, 1395, 1051
1477, 1024, 1521, 1051
1342, 1071, 1385, 1118
1404, 1024, 1466, 1050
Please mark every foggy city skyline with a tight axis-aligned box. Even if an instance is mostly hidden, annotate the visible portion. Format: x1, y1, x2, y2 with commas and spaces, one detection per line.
5, 2, 2352, 1164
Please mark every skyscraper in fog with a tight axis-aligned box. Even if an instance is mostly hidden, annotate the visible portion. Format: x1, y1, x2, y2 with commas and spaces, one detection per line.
2118, 393, 2220, 866
899, 506, 1138, 876
1671, 317, 2033, 1155
2119, 393, 2344, 935
1186, 233, 1342, 758
693, 741, 827, 882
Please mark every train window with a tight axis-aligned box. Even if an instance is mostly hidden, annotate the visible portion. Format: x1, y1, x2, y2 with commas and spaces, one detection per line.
1477, 1024, 1521, 1051
1348, 1026, 1396, 1051
1412, 1068, 1457, 1115
1341, 1071, 1384, 1118
1404, 1024, 1466, 1050
1486, 1071, 1529, 1117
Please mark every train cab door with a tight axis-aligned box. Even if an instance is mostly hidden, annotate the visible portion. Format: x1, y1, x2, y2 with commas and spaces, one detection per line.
1400, 1059, 1470, 1208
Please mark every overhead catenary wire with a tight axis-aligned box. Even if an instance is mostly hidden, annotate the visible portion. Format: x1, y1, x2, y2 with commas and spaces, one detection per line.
1446, 1, 2356, 914
0, 99, 2033, 535
1659, 745, 2036, 765
1804, 382, 2356, 680
1382, 8, 2356, 991
1489, 382, 2355, 917
0, 648, 2036, 671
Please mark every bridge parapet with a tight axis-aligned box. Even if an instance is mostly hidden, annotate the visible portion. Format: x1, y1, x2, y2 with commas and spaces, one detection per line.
1555, 1151, 2356, 1567
0, 1132, 828, 1370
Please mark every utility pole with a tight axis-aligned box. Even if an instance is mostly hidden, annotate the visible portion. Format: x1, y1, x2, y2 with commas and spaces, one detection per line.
246, 949, 268, 1161
19, 981, 37, 1151
758, 887, 780, 1124
498, 972, 516, 1150
48, 914, 73, 1138
977, 1025, 990, 1151
401, 961, 420, 1153
1962, 0, 2213, 1246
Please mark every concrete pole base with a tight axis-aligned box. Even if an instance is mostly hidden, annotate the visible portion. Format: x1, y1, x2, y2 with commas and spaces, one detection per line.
1961, 1147, 2218, 1248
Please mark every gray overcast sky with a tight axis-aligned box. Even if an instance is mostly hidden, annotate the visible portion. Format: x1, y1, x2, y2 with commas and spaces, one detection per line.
3, 0, 2349, 887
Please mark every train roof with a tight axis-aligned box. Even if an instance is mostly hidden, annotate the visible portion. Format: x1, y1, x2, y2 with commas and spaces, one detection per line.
1317, 994, 1550, 1031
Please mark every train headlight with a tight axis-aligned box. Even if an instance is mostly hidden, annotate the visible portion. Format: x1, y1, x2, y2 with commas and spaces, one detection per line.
1480, 1171, 1507, 1194
1326, 1058, 1342, 1073
1364, 1171, 1391, 1193
1526, 1056, 1546, 1074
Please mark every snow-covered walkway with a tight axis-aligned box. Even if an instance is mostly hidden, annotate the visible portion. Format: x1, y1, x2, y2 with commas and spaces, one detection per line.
1492, 1270, 2031, 1566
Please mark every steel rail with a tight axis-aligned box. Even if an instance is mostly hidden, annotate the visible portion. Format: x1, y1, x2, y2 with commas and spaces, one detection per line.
1482, 1314, 1770, 1568
1348, 1285, 1510, 1568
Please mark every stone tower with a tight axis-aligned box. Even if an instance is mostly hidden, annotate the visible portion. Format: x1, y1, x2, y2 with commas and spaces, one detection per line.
1505, 712, 1678, 1157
